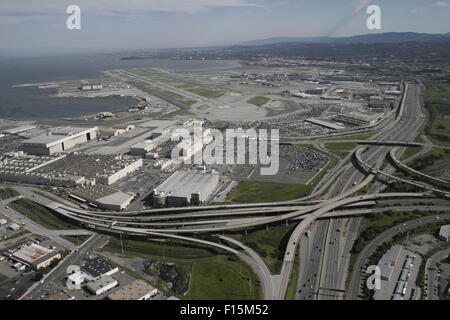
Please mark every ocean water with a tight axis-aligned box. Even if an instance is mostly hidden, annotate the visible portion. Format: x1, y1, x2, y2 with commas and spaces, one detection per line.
0, 54, 241, 120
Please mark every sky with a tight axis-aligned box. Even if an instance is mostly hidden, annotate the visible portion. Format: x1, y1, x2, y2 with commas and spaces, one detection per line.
0, 0, 450, 56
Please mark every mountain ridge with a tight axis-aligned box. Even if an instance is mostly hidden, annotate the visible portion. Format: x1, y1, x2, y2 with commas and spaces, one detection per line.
240, 32, 450, 46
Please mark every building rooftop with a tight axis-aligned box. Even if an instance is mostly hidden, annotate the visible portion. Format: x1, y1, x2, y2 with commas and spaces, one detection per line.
81, 257, 118, 279
379, 245, 403, 281
96, 192, 134, 207
23, 127, 98, 148
107, 279, 156, 300
306, 118, 345, 130
85, 275, 118, 294
439, 225, 450, 240
154, 171, 219, 199
12, 244, 55, 264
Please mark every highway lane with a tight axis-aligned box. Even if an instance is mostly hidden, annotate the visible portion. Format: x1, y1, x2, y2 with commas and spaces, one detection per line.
21, 234, 107, 300
5, 80, 440, 300
296, 221, 328, 299
296, 82, 428, 300
0, 198, 78, 250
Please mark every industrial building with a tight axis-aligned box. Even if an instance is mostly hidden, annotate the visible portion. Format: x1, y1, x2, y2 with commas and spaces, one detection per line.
112, 124, 135, 132
0, 153, 142, 187
81, 257, 119, 281
130, 140, 157, 156
334, 111, 383, 127
305, 118, 345, 130
378, 245, 403, 282
70, 185, 135, 211
153, 170, 220, 207
22, 127, 98, 155
85, 275, 118, 296
374, 245, 421, 300
11, 244, 61, 270
439, 225, 450, 241
32, 154, 143, 186
100, 128, 126, 138
80, 83, 103, 91
171, 128, 213, 163
107, 280, 158, 300
2, 125, 36, 135
368, 97, 389, 112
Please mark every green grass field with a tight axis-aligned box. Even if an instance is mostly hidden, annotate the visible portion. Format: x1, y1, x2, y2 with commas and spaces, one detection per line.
226, 182, 312, 203
226, 223, 298, 274
351, 210, 437, 254
408, 148, 450, 173
104, 237, 261, 300
161, 90, 184, 100
106, 237, 218, 260
285, 250, 300, 300
247, 96, 271, 107
0, 188, 19, 201
423, 81, 450, 147
325, 142, 358, 159
9, 199, 78, 230
401, 146, 422, 161
185, 255, 261, 300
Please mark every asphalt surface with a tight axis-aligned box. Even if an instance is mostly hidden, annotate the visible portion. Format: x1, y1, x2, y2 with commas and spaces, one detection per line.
347, 214, 450, 300
295, 82, 430, 300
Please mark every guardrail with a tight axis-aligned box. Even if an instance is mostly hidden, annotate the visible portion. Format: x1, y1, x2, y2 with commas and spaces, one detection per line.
389, 148, 450, 185
354, 147, 450, 197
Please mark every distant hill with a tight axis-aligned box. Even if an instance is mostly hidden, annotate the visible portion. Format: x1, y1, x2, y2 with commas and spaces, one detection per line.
241, 32, 450, 46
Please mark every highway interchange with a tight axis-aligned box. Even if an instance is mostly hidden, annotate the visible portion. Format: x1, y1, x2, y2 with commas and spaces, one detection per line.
2, 81, 450, 300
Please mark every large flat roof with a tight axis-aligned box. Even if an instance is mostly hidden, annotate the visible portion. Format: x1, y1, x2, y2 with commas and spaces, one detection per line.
85, 275, 118, 293
23, 127, 98, 148
108, 280, 156, 300
97, 192, 134, 207
81, 257, 118, 278
155, 171, 219, 198
12, 244, 54, 264
439, 225, 450, 238
306, 118, 345, 130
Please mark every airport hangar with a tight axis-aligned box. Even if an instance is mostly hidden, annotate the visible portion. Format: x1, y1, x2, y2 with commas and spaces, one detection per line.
22, 127, 98, 155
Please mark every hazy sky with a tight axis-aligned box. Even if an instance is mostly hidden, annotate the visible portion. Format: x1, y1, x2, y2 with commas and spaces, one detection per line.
1, 0, 449, 55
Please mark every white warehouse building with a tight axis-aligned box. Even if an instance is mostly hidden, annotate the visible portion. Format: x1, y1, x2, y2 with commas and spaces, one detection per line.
22, 127, 98, 155
153, 170, 220, 207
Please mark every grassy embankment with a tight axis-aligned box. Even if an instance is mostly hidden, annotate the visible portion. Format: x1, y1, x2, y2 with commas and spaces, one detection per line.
9, 199, 78, 230
0, 188, 19, 201
103, 237, 261, 300
423, 80, 450, 147
247, 96, 271, 107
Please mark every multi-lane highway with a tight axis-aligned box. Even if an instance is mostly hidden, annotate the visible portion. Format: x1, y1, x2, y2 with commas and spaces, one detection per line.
294, 81, 437, 300
3, 81, 449, 300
